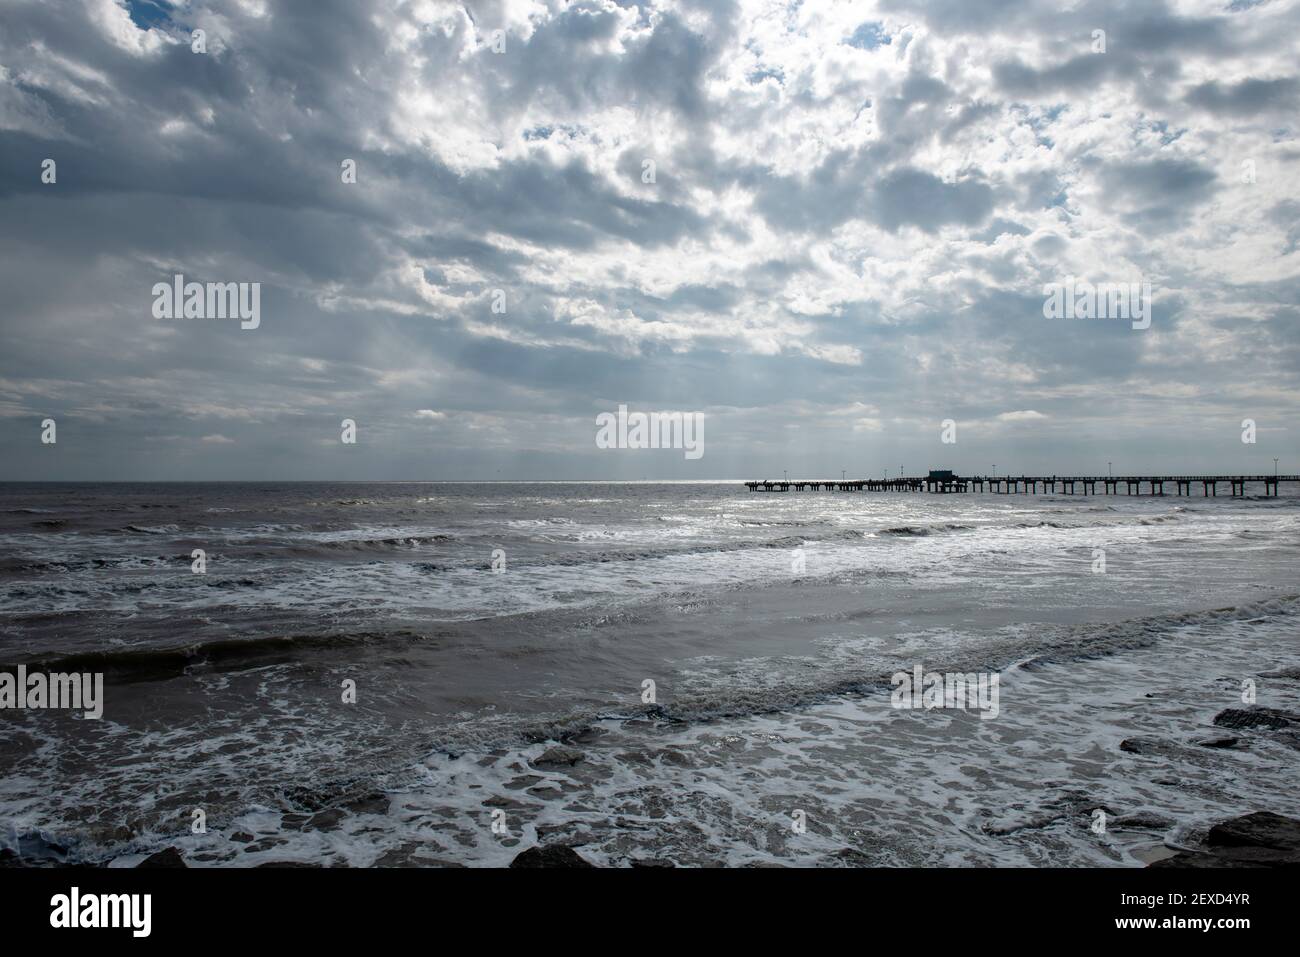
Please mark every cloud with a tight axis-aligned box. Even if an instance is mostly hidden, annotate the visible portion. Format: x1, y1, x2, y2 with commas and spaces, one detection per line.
997, 410, 1047, 422
1185, 77, 1299, 116
0, 0, 1296, 479
871, 168, 995, 234
1092, 157, 1219, 225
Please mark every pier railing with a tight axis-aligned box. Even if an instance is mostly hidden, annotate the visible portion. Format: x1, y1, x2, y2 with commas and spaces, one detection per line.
743, 475, 1300, 496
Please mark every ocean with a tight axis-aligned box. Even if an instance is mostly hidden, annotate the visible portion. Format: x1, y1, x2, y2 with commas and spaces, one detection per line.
1, 481, 1298, 867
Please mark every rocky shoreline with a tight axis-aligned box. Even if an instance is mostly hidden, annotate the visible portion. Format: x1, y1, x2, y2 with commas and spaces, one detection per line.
5, 702, 1299, 870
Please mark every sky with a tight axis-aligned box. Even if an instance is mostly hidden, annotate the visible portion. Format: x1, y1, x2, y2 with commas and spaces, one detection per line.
0, 0, 1298, 481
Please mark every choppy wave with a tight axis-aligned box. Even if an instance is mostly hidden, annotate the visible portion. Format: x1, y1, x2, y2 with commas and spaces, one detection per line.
877, 523, 972, 535
423, 593, 1300, 754
2, 628, 431, 678
295, 534, 454, 553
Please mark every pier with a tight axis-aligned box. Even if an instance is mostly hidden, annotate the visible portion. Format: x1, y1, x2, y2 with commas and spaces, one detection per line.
744, 472, 1298, 496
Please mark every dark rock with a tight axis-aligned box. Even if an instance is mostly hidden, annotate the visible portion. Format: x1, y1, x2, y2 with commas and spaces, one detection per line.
1119, 737, 1180, 756
532, 746, 584, 768
342, 792, 390, 815
137, 847, 187, 868
246, 837, 288, 853
534, 823, 573, 841
832, 847, 873, 866
654, 748, 692, 767
1150, 811, 1300, 868
629, 858, 676, 868
371, 846, 418, 867
282, 800, 367, 831
230, 831, 255, 843
1207, 811, 1300, 852
613, 817, 654, 831
509, 845, 595, 868
1213, 707, 1297, 731
504, 775, 545, 791
566, 727, 608, 746
305, 809, 345, 831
